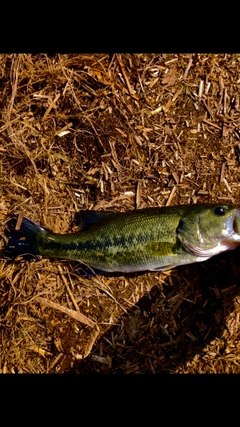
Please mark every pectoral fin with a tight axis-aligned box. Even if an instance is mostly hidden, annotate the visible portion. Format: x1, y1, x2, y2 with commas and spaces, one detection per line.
146, 241, 179, 257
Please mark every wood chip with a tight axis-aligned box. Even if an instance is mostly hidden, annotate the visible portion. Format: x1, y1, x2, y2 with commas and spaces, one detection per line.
166, 186, 177, 206
15, 213, 23, 230
136, 181, 141, 209
198, 80, 204, 98
151, 105, 162, 115
220, 162, 226, 183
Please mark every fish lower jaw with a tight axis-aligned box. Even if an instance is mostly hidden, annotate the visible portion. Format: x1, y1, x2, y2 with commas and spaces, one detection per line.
226, 231, 240, 242
179, 235, 240, 258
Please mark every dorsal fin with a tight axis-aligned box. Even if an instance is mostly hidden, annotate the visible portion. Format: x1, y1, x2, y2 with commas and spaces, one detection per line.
74, 210, 115, 230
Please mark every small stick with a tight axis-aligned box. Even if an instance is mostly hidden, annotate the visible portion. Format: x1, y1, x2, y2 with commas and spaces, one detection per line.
57, 264, 79, 312
166, 186, 177, 206
202, 119, 221, 130
223, 178, 232, 193
202, 100, 214, 119
42, 93, 61, 122
198, 80, 204, 99
220, 162, 226, 183
15, 213, 23, 231
136, 181, 141, 209
224, 87, 228, 115
116, 54, 134, 96
183, 57, 193, 79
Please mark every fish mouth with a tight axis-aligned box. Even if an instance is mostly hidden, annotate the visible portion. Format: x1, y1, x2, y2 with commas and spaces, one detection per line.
233, 208, 240, 235
224, 208, 240, 242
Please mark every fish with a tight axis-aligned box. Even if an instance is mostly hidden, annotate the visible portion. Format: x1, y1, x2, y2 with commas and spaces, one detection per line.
3, 204, 240, 275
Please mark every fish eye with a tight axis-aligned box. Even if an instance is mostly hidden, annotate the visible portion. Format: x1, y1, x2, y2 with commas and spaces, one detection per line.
214, 206, 226, 216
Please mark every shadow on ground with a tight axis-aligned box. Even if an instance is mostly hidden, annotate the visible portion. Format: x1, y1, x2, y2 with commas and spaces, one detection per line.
69, 249, 240, 373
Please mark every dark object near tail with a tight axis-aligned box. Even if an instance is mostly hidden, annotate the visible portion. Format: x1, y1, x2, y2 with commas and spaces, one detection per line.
4, 214, 43, 260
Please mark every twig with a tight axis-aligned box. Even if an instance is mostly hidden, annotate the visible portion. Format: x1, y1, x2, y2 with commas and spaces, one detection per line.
224, 88, 228, 115
136, 181, 141, 209
198, 80, 204, 99
223, 178, 232, 193
42, 93, 61, 121
116, 54, 135, 97
57, 264, 80, 312
202, 100, 214, 119
183, 57, 193, 79
166, 186, 177, 206
47, 353, 64, 372
202, 118, 221, 130
220, 162, 226, 183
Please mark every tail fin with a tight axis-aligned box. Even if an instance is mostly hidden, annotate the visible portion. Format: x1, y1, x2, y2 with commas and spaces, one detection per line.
4, 214, 45, 260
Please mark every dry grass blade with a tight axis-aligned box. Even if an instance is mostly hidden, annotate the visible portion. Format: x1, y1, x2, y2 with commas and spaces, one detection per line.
36, 297, 96, 328
57, 264, 79, 312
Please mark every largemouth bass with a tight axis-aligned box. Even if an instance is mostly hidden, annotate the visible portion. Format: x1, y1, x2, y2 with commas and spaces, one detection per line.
4, 204, 240, 274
